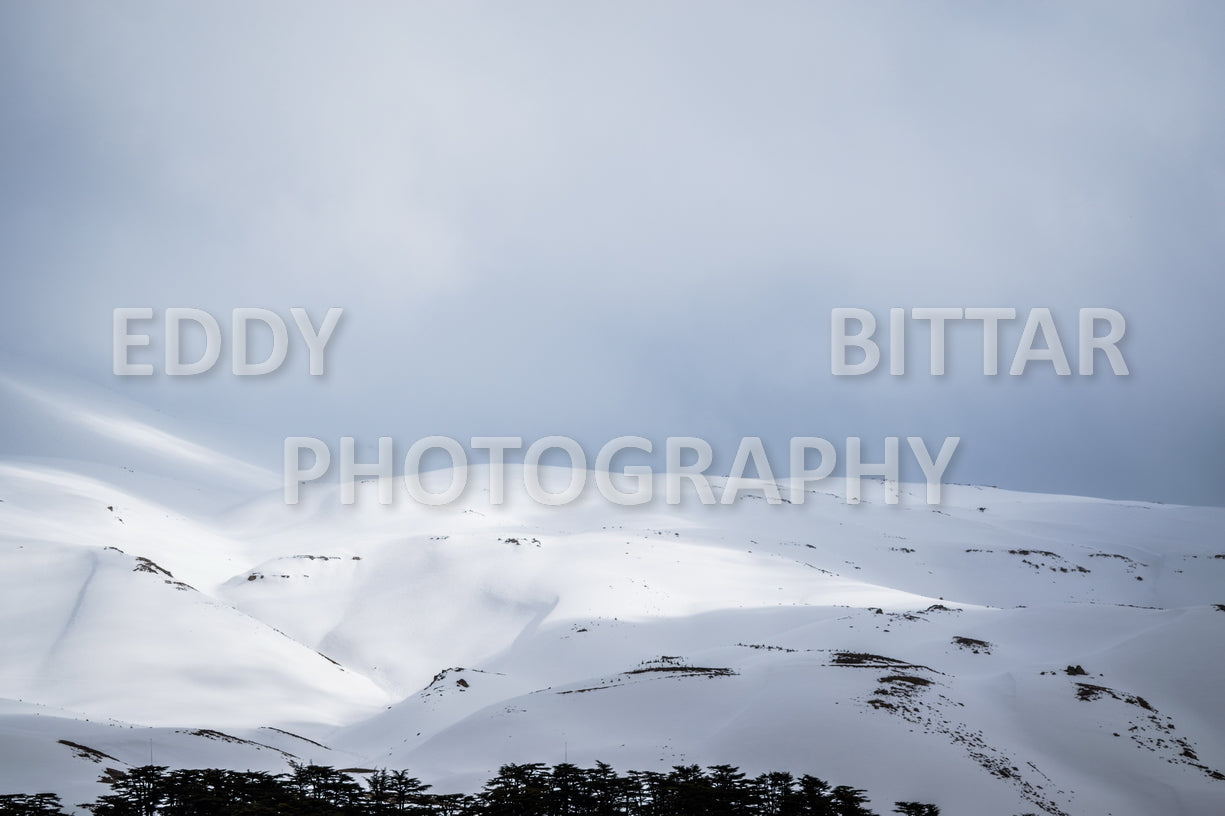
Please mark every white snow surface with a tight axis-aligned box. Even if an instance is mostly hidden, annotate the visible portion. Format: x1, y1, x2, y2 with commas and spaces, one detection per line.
0, 370, 1223, 815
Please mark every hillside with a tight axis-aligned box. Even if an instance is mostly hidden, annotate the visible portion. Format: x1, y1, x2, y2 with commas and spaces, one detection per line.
1, 371, 1223, 815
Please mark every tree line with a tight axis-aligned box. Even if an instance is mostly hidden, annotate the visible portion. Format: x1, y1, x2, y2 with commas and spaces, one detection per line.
0, 761, 941, 816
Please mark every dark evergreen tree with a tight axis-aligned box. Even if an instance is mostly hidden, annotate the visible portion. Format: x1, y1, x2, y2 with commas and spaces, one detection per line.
546, 764, 590, 815
705, 765, 751, 816
753, 771, 797, 816
428, 793, 472, 816
892, 805, 939, 816
478, 763, 551, 816
578, 762, 625, 816
790, 775, 837, 816
17, 757, 937, 816
159, 768, 291, 816
280, 763, 367, 815
626, 770, 664, 816
368, 769, 393, 814
368, 770, 433, 814
0, 794, 67, 816
830, 786, 875, 816
656, 765, 715, 815
85, 766, 169, 816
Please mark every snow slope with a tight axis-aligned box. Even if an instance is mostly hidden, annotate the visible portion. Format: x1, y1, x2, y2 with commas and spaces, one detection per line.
0, 369, 1222, 815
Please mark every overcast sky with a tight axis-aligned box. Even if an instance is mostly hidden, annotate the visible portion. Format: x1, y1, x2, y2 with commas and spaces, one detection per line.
1, 1, 1222, 505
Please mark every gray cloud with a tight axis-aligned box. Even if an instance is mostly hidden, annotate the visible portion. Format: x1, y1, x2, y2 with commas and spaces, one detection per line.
1, 1, 1222, 504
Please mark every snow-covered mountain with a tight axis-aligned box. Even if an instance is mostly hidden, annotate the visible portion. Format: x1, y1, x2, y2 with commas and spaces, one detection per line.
1, 370, 1223, 816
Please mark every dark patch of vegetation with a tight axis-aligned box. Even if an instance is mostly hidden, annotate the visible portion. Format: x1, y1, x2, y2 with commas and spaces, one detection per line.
181, 730, 294, 759
188, 729, 248, 744
963, 549, 1092, 574
56, 740, 118, 764
1089, 553, 1137, 564
951, 637, 992, 654
0, 762, 942, 815
1074, 683, 1153, 710
132, 557, 173, 578
871, 674, 935, 710
831, 652, 936, 672
500, 537, 541, 546
894, 805, 940, 816
878, 675, 932, 687
738, 643, 797, 653
625, 665, 736, 678
261, 726, 328, 750
832, 652, 906, 667
0, 793, 65, 814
